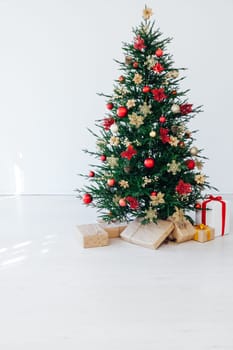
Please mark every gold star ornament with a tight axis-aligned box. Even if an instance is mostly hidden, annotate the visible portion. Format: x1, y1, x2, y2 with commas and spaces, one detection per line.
145, 208, 157, 222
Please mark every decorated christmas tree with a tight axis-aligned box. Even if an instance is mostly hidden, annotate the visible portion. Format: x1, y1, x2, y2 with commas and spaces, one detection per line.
78, 6, 213, 224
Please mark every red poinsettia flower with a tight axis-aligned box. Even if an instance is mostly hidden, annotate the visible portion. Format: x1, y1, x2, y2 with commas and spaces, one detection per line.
120, 145, 137, 160
180, 104, 193, 115
152, 62, 164, 73
151, 88, 167, 102
126, 196, 139, 209
103, 117, 115, 130
133, 35, 146, 51
175, 180, 192, 195
160, 127, 170, 143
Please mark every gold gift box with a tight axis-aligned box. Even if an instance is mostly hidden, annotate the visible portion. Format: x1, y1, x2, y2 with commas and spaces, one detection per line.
120, 219, 174, 250
193, 224, 215, 243
168, 207, 195, 243
77, 223, 109, 248
169, 220, 195, 243
98, 220, 127, 238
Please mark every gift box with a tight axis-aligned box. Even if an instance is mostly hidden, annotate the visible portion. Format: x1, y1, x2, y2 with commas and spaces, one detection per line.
97, 220, 127, 238
120, 219, 174, 249
193, 224, 215, 243
195, 195, 231, 237
77, 223, 109, 248
168, 207, 195, 243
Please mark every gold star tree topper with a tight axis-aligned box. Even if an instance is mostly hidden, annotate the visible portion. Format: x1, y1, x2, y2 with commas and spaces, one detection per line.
142, 6, 153, 20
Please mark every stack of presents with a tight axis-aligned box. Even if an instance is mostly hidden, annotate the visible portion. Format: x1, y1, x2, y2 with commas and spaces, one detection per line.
77, 195, 231, 249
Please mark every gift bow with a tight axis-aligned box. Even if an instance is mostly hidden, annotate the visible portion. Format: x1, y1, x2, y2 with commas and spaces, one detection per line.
196, 223, 208, 230
201, 195, 226, 236
208, 195, 222, 201
171, 207, 187, 228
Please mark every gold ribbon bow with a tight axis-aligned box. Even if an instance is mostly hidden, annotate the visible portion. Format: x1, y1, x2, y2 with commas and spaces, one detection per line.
171, 207, 187, 229
196, 223, 207, 230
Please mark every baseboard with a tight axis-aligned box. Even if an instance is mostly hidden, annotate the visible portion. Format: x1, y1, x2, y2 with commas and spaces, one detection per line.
0, 193, 75, 197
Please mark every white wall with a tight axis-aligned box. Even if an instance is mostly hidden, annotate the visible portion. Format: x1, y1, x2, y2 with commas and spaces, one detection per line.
0, 0, 232, 194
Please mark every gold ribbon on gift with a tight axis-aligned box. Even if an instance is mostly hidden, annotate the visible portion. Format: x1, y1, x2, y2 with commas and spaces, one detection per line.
194, 224, 211, 241
170, 207, 187, 229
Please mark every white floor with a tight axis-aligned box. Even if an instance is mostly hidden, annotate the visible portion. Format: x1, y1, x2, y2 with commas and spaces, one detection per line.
0, 195, 233, 350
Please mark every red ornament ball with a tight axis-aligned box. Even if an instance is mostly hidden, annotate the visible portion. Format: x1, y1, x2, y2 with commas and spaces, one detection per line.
106, 102, 114, 110
133, 62, 139, 68
195, 203, 202, 209
159, 116, 166, 123
82, 193, 93, 204
142, 86, 150, 93
118, 75, 125, 83
100, 155, 106, 161
144, 157, 155, 168
88, 171, 95, 177
107, 178, 116, 187
155, 48, 164, 57
150, 191, 157, 196
186, 159, 196, 170
117, 106, 128, 118
119, 198, 127, 207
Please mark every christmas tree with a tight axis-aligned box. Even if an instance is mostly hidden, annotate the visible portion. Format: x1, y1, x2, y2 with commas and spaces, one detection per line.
78, 6, 213, 224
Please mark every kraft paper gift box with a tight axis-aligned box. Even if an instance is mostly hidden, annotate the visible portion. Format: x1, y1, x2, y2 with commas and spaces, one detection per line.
195, 195, 231, 237
77, 223, 109, 248
193, 224, 215, 243
97, 220, 127, 238
120, 219, 174, 250
168, 207, 195, 243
